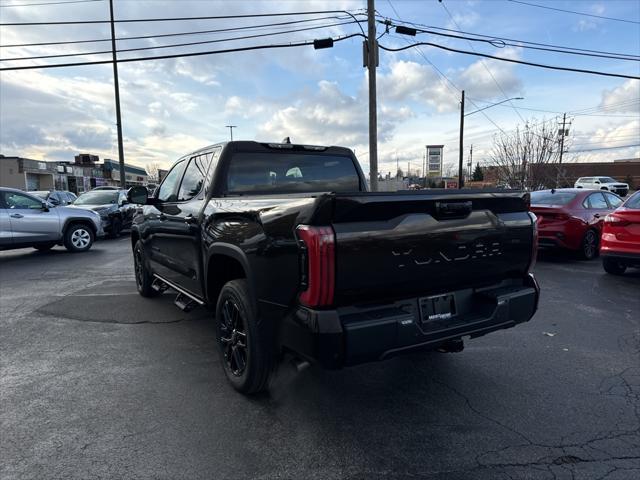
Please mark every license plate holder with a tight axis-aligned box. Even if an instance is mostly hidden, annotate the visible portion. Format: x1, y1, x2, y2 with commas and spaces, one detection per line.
419, 293, 457, 323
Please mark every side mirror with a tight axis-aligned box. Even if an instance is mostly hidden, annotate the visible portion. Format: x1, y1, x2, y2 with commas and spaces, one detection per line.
594, 181, 600, 184
127, 186, 149, 205
41, 201, 50, 212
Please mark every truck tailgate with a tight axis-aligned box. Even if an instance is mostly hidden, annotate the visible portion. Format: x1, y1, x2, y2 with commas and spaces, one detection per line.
325, 191, 534, 305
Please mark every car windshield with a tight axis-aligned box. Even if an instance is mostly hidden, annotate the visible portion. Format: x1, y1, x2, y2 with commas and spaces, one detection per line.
599, 177, 617, 183
74, 191, 118, 205
530, 191, 577, 205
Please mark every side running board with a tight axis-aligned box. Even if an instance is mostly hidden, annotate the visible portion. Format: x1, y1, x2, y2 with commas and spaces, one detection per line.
152, 274, 205, 312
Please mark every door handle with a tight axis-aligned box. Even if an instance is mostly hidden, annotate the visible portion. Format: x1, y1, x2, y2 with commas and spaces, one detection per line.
10, 213, 24, 219
594, 214, 601, 218
185, 214, 197, 225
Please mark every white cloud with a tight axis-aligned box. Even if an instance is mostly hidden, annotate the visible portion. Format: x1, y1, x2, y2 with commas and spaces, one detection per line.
600, 80, 640, 113
257, 78, 414, 148
457, 47, 523, 99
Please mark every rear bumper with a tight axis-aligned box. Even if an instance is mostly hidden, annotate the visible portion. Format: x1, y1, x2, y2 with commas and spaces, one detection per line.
601, 250, 640, 267
281, 274, 540, 369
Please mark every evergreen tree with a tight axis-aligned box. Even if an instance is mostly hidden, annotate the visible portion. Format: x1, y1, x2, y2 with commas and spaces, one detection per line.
472, 163, 484, 181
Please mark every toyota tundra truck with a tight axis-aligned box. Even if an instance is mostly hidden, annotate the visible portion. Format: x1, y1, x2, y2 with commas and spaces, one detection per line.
127, 140, 540, 394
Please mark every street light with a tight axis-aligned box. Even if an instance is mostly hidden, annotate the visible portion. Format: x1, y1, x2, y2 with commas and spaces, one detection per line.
458, 92, 524, 188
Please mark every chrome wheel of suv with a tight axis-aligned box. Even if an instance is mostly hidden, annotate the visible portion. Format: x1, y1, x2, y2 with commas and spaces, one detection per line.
71, 228, 91, 248
64, 224, 94, 252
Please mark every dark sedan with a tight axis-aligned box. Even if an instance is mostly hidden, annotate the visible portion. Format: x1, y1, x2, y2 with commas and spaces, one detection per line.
530, 188, 623, 259
70, 190, 137, 237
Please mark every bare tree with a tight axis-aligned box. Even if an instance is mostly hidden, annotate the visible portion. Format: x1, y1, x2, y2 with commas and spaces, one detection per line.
145, 162, 161, 182
488, 120, 567, 190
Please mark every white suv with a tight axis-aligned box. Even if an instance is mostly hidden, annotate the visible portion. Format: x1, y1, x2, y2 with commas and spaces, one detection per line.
574, 177, 629, 197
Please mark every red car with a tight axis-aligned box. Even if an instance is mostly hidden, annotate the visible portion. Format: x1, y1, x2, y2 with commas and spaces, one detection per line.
530, 188, 623, 259
600, 191, 640, 275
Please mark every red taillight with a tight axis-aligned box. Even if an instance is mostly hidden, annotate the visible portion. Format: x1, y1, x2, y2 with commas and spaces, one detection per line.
296, 225, 335, 308
528, 212, 538, 273
604, 214, 631, 227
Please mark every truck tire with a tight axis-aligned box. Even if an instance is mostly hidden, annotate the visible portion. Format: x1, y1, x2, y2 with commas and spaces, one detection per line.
580, 229, 598, 260
133, 240, 158, 297
63, 223, 94, 252
215, 279, 274, 394
602, 257, 626, 275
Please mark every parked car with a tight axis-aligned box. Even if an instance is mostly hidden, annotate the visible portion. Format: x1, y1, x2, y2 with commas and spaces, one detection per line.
600, 191, 640, 275
127, 140, 539, 395
530, 188, 623, 259
70, 189, 137, 237
32, 190, 77, 206
574, 177, 629, 197
0, 187, 103, 252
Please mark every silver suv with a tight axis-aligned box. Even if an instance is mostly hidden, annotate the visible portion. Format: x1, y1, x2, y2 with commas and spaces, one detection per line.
0, 187, 103, 252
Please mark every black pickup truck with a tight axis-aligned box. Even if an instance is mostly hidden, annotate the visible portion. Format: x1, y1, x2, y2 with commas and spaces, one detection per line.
128, 140, 539, 394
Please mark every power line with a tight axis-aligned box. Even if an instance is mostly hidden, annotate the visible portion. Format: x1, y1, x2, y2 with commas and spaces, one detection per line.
0, 9, 364, 25
568, 144, 640, 153
0, 14, 363, 48
0, 0, 100, 6
384, 1, 507, 134
1, 19, 360, 61
507, 0, 640, 25
440, 1, 526, 123
390, 22, 640, 62
376, 14, 640, 60
378, 42, 640, 80
0, 33, 363, 71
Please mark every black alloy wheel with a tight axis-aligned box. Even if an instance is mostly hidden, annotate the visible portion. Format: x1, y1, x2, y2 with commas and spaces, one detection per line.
581, 230, 598, 260
219, 298, 248, 377
215, 279, 274, 394
133, 240, 157, 297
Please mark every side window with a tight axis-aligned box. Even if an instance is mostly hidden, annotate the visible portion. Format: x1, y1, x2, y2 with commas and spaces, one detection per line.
178, 155, 211, 201
604, 193, 622, 209
157, 160, 187, 202
587, 192, 608, 209
4, 192, 43, 209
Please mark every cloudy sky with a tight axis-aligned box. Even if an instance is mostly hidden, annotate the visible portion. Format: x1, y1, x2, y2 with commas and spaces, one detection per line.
0, 0, 638, 176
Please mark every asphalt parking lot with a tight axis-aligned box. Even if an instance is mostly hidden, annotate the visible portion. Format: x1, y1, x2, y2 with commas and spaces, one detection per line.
1, 237, 639, 480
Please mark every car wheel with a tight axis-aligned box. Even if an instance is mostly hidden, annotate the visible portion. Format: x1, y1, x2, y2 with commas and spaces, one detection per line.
63, 224, 94, 252
602, 257, 627, 275
580, 229, 599, 260
109, 217, 122, 238
133, 240, 158, 297
34, 243, 55, 252
215, 279, 274, 394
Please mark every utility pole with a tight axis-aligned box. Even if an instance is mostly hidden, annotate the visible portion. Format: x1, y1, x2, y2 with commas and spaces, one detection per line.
468, 144, 473, 180
458, 90, 465, 188
225, 125, 237, 141
558, 113, 567, 164
109, 0, 125, 189
366, 0, 378, 191
556, 113, 570, 187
